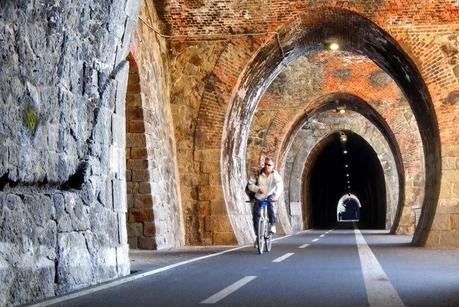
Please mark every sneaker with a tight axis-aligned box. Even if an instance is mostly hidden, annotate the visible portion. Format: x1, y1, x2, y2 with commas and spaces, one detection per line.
270, 225, 276, 234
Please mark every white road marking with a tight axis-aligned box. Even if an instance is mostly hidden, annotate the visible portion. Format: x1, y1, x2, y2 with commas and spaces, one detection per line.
312, 238, 319, 242
271, 229, 311, 242
320, 234, 325, 237
272, 252, 294, 262
200, 276, 256, 304
298, 243, 310, 249
31, 230, 312, 306
354, 228, 405, 307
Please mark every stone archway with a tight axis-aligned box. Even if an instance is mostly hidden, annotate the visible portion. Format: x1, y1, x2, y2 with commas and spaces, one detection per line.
303, 131, 388, 229
221, 9, 440, 245
277, 92, 425, 235
291, 113, 397, 230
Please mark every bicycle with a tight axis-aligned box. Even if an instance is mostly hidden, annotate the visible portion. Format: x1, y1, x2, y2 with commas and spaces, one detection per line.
254, 199, 273, 254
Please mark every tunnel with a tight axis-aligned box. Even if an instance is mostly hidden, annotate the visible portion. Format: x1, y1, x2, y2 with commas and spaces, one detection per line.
306, 131, 386, 229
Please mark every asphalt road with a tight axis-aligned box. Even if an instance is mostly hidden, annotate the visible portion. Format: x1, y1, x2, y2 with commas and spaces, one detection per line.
40, 229, 459, 307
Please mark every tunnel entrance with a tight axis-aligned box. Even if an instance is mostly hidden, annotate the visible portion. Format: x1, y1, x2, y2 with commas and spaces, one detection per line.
307, 132, 386, 229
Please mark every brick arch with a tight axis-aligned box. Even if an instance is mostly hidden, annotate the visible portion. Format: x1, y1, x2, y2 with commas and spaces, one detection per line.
277, 93, 405, 227
219, 8, 440, 245
252, 91, 417, 236
300, 128, 390, 230
287, 111, 398, 232
248, 54, 408, 170
273, 92, 423, 235
247, 89, 409, 235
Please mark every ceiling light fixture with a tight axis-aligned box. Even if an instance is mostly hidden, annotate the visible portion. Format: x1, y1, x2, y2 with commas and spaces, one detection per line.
336, 105, 346, 114
329, 42, 339, 51
339, 132, 347, 143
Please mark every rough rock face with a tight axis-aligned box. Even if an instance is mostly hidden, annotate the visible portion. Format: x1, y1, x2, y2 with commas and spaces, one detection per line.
0, 0, 141, 305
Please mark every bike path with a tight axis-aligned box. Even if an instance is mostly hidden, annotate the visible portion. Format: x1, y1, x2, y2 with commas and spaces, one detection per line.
219, 229, 367, 307
44, 229, 370, 307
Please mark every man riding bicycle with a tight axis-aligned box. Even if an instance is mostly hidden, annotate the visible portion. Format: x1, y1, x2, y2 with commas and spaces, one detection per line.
247, 157, 284, 235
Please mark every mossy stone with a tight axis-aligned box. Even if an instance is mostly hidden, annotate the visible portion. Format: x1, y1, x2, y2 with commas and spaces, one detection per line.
23, 103, 38, 134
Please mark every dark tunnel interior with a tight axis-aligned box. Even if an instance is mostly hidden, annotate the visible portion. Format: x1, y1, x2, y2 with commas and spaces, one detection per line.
307, 131, 387, 229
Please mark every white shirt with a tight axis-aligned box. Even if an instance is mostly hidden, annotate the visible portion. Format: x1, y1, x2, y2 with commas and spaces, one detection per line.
248, 170, 283, 200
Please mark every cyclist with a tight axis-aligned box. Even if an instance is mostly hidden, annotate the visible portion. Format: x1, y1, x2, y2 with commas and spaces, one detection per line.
247, 157, 283, 236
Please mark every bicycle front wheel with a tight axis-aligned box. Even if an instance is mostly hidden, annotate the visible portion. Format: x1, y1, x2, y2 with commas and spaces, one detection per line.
265, 228, 272, 252
257, 218, 265, 254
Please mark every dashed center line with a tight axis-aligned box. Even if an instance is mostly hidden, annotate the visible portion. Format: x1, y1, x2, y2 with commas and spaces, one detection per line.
312, 238, 319, 242
200, 276, 257, 304
272, 253, 294, 262
298, 243, 310, 249
320, 234, 325, 238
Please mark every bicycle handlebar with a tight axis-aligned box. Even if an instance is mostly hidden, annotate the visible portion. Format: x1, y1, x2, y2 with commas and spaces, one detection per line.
245, 198, 277, 203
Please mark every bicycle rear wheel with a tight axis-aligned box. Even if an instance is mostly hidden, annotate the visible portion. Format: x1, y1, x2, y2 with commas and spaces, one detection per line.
257, 218, 265, 254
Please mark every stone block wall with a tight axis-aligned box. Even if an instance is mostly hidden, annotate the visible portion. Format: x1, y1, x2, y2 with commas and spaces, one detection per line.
0, 0, 141, 305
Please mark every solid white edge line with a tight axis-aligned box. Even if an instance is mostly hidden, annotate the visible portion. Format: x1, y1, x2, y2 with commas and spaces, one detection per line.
200, 276, 257, 304
354, 228, 405, 307
31, 230, 312, 306
298, 243, 310, 249
272, 252, 295, 263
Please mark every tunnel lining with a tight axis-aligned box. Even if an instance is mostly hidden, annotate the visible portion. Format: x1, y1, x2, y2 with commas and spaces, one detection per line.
280, 93, 408, 234
304, 131, 387, 229
221, 8, 439, 245
285, 110, 399, 231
